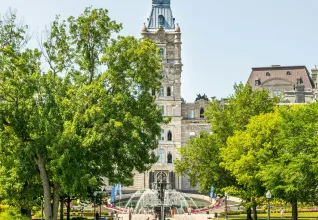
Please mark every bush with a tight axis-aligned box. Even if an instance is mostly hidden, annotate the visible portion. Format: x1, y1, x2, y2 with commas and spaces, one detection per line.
0, 210, 29, 220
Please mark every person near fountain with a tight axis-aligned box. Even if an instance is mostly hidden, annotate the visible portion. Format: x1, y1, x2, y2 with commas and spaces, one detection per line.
188, 206, 192, 215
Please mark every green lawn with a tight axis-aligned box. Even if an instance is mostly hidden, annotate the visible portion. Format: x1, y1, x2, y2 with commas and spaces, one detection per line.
228, 212, 318, 218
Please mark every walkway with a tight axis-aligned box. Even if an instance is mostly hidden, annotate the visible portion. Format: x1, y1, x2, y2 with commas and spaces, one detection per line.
117, 214, 218, 219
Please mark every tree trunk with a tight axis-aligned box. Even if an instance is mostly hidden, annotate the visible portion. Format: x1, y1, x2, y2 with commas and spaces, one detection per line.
292, 201, 298, 220
60, 197, 64, 220
53, 184, 60, 220
21, 208, 32, 219
247, 207, 253, 220
36, 153, 60, 220
252, 198, 258, 220
67, 196, 71, 220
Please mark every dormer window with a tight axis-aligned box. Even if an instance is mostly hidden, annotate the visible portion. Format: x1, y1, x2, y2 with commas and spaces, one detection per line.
158, 15, 164, 26
297, 77, 303, 85
266, 72, 270, 76
255, 79, 260, 86
287, 71, 291, 75
200, 108, 205, 119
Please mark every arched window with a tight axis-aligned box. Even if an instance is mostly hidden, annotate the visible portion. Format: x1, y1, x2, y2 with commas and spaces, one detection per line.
160, 48, 164, 59
167, 153, 172, 164
200, 108, 205, 119
159, 86, 164, 96
167, 87, 171, 96
287, 71, 292, 75
167, 131, 172, 141
158, 148, 165, 163
158, 15, 164, 26
266, 72, 270, 76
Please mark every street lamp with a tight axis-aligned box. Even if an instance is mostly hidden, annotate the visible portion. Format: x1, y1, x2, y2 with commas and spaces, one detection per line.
225, 192, 228, 220
93, 191, 98, 220
266, 190, 272, 220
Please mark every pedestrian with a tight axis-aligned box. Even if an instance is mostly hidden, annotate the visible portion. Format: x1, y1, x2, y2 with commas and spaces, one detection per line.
188, 206, 192, 215
280, 208, 285, 218
171, 209, 175, 217
95, 211, 100, 220
115, 211, 118, 219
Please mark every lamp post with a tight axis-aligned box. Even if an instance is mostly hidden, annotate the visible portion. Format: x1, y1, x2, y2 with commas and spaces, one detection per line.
225, 192, 228, 220
93, 191, 98, 220
266, 190, 272, 220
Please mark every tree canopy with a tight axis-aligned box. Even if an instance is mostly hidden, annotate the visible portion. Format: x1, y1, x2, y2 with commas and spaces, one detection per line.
0, 8, 164, 220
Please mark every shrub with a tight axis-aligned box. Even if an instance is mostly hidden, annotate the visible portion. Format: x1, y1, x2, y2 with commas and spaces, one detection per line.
71, 217, 88, 220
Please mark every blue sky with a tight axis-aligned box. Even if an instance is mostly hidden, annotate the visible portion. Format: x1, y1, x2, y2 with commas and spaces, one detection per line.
1, 0, 318, 101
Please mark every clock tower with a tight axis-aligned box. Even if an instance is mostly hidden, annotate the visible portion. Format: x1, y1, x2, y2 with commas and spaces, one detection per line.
137, 0, 183, 190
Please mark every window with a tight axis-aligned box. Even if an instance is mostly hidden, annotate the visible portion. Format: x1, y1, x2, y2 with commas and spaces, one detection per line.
190, 110, 194, 119
190, 132, 196, 140
273, 90, 281, 96
160, 48, 164, 59
167, 153, 172, 164
266, 72, 270, 76
160, 129, 165, 141
159, 86, 164, 96
255, 79, 260, 86
287, 71, 291, 75
152, 89, 156, 96
161, 106, 164, 116
200, 108, 205, 119
297, 78, 303, 85
158, 15, 164, 26
167, 87, 171, 96
167, 131, 172, 141
158, 148, 165, 163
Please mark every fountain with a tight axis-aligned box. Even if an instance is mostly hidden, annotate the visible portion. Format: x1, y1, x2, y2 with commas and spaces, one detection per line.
110, 172, 219, 220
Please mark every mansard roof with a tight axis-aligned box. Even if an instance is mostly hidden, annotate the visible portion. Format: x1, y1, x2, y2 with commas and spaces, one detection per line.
147, 0, 175, 30
247, 65, 315, 90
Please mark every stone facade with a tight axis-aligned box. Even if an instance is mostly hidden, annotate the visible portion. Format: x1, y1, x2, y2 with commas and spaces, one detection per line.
130, 0, 210, 192
247, 65, 317, 103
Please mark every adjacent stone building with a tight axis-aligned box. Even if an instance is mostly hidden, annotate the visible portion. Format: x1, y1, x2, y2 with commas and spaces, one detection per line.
247, 65, 317, 103
130, 0, 210, 192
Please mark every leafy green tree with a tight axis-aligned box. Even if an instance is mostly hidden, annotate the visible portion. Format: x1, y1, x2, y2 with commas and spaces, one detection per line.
0, 7, 163, 220
222, 112, 280, 220
258, 105, 318, 220
175, 83, 279, 220
223, 104, 318, 220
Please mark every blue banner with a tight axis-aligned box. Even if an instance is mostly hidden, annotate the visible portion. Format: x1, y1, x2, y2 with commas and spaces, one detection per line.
111, 186, 116, 203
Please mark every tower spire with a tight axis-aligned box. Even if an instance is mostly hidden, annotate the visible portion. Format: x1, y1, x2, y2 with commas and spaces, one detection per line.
148, 0, 175, 29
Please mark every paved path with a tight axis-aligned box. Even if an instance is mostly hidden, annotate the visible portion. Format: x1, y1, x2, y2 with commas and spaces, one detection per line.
116, 214, 218, 219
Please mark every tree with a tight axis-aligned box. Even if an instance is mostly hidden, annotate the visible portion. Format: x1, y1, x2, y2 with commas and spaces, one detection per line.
175, 132, 235, 193
222, 112, 280, 220
258, 105, 318, 220
223, 104, 318, 220
175, 83, 279, 220
0, 7, 164, 220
